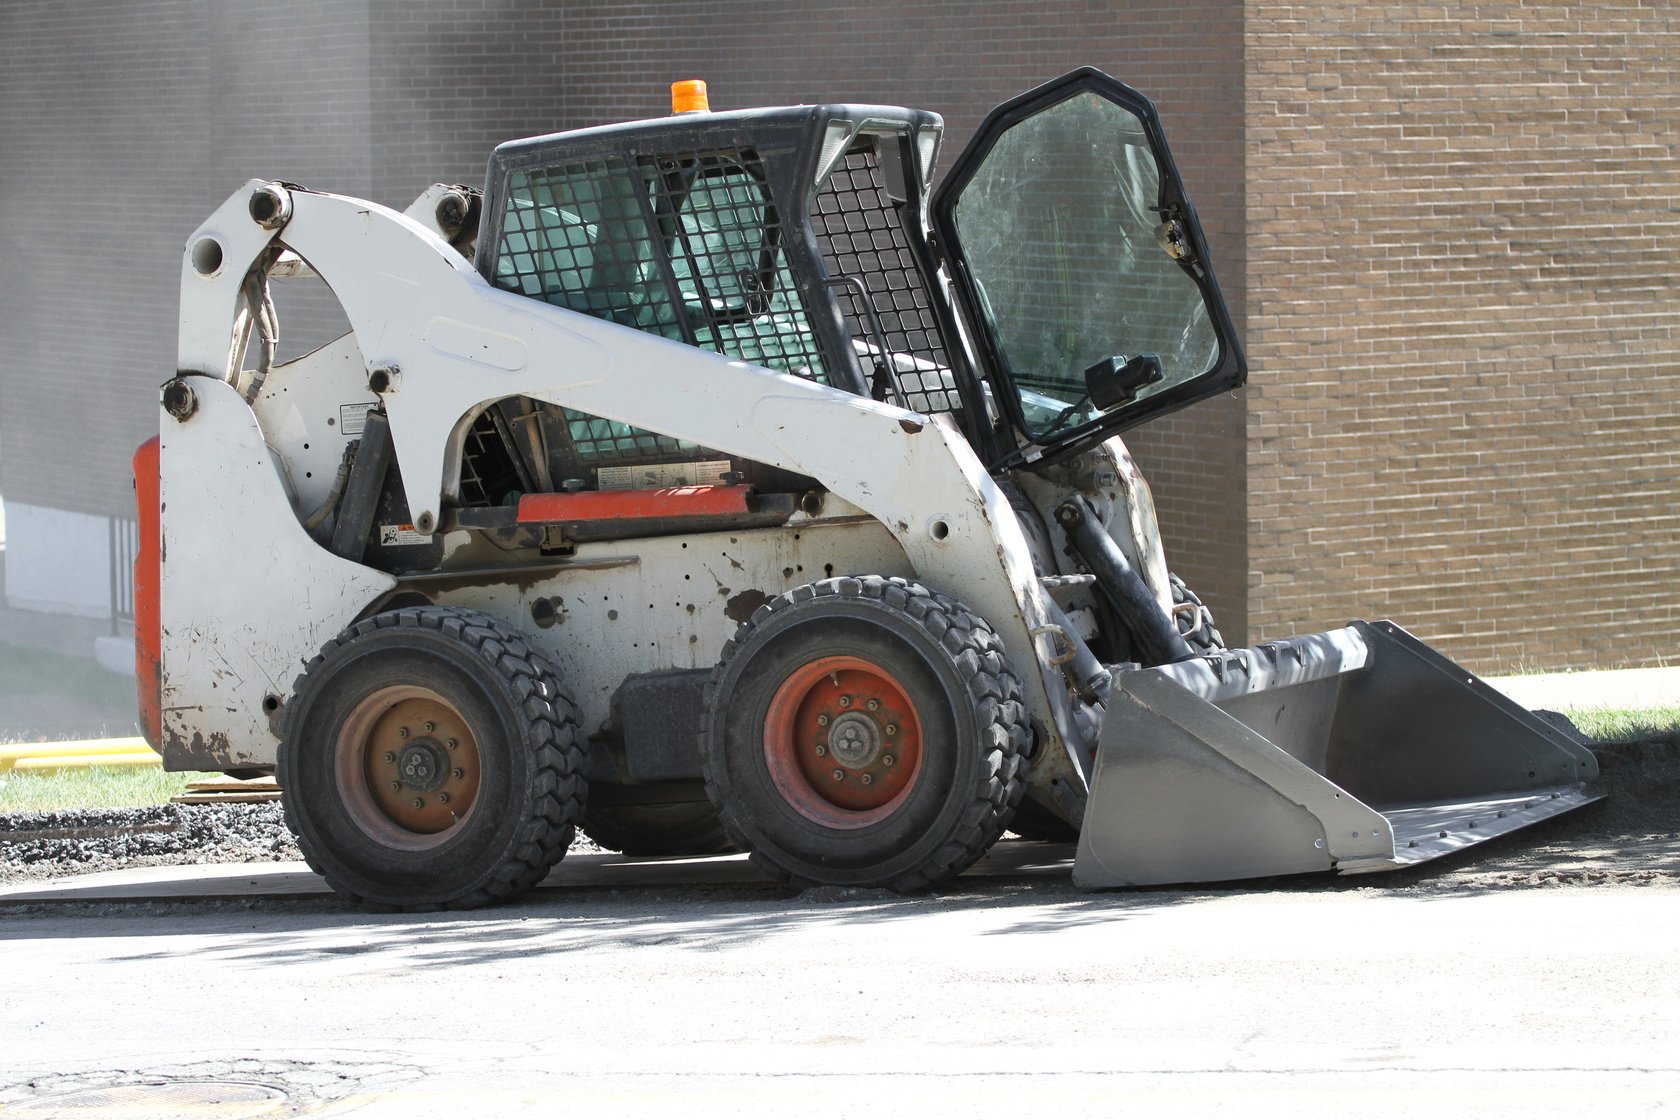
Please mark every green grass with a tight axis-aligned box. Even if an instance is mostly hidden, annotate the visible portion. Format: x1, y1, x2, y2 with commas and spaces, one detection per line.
1562, 704, 1680, 745
0, 764, 195, 815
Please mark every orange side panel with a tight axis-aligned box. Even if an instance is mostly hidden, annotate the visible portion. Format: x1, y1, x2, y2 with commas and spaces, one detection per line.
516, 484, 753, 524
132, 436, 163, 751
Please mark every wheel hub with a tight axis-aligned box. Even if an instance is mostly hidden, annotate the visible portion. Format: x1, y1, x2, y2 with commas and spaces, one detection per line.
826, 712, 881, 768
397, 739, 448, 792
338, 690, 483, 841
762, 655, 923, 828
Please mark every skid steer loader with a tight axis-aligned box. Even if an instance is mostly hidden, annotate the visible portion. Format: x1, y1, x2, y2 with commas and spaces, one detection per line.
136, 69, 1598, 908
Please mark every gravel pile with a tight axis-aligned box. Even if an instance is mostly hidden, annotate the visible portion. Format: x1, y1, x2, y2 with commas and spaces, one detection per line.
0, 801, 608, 886
0, 803, 302, 885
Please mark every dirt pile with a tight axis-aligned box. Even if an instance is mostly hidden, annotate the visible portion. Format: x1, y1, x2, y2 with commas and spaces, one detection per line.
1585, 732, 1680, 836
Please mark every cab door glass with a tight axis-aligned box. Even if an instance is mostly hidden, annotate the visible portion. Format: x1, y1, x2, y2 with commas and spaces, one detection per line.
934, 70, 1243, 456
951, 93, 1218, 439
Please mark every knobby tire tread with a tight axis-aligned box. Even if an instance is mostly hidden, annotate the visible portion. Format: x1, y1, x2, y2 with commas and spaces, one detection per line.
700, 575, 1030, 893
280, 605, 584, 911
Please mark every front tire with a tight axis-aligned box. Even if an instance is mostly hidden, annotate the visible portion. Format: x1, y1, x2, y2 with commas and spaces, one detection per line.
279, 606, 585, 909
700, 576, 1030, 892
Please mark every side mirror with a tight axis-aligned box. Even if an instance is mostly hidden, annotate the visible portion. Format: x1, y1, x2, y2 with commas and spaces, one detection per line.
1084, 353, 1163, 412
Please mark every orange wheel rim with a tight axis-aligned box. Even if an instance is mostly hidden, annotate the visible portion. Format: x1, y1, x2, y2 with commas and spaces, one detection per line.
334, 685, 483, 850
763, 655, 923, 830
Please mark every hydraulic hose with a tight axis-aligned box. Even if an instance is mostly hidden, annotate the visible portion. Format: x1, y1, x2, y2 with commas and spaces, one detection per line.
1054, 497, 1195, 666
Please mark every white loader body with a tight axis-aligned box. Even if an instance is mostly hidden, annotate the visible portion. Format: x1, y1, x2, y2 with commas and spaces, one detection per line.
138, 71, 1599, 909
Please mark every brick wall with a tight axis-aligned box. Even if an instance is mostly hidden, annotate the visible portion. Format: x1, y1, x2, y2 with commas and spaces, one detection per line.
366, 1, 572, 206
1244, 2, 1680, 668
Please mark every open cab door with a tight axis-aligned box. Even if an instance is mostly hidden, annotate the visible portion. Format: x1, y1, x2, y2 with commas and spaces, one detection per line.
932, 68, 1245, 467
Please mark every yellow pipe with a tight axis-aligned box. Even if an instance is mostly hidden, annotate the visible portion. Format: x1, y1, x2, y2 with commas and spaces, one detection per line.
0, 737, 152, 763
8, 752, 163, 773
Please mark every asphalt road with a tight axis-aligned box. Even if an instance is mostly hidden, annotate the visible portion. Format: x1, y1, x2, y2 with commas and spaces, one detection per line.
2, 857, 1677, 1119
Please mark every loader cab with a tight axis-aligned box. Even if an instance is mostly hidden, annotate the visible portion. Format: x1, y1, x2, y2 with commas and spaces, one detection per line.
471, 69, 1243, 501
474, 104, 966, 506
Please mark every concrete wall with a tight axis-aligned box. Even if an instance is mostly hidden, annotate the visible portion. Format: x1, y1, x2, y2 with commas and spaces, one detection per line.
0, 503, 111, 619
1243, 2, 1680, 667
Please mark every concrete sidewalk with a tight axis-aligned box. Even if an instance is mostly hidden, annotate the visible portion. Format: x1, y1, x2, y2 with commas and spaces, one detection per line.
1487, 666, 1680, 712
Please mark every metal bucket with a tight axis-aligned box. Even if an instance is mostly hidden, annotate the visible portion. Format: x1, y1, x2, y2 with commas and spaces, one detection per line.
1074, 620, 1601, 887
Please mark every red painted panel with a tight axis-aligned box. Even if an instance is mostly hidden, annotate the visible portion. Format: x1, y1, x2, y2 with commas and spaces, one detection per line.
516, 484, 753, 524
132, 436, 163, 751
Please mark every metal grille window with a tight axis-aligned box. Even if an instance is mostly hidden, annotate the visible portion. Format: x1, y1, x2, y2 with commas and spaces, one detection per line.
494, 158, 683, 338
812, 140, 959, 413
458, 407, 533, 508
653, 152, 830, 383
491, 148, 831, 469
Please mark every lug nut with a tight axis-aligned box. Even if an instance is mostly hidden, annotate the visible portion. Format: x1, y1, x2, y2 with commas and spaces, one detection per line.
389, 781, 402, 792
397, 726, 410, 740
816, 714, 829, 727
815, 744, 827, 756
883, 754, 895, 767
424, 721, 436, 733
438, 792, 451, 805
839, 696, 852, 708
446, 738, 458, 750
867, 699, 879, 711
860, 774, 873, 786
452, 768, 465, 781
412, 798, 424, 809
885, 724, 897, 736
832, 769, 845, 781
383, 751, 396, 763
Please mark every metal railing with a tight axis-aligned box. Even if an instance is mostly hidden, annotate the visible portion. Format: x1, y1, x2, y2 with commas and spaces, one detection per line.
108, 514, 138, 636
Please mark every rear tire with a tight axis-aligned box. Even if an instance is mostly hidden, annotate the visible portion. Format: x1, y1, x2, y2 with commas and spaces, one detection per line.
700, 576, 1030, 892
279, 606, 585, 910
582, 801, 735, 856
